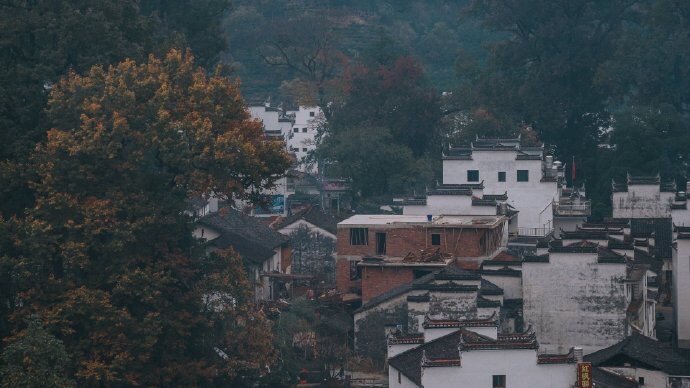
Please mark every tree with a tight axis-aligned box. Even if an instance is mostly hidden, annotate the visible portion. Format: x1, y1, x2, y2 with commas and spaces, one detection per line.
0, 318, 73, 388
1, 49, 289, 385
0, 0, 230, 218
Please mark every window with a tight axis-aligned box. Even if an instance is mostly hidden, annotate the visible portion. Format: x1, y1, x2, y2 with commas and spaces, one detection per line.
350, 228, 368, 245
302, 148, 308, 152
517, 170, 529, 182
492, 375, 506, 388
498, 171, 506, 182
293, 128, 298, 133
639, 377, 645, 385
398, 371, 401, 383
349, 260, 360, 280
431, 233, 441, 246
310, 111, 315, 117
302, 127, 307, 133
376, 233, 387, 255
467, 170, 480, 182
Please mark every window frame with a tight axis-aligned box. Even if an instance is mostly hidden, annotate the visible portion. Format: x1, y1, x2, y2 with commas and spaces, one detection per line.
349, 228, 369, 246
467, 169, 480, 182
492, 374, 506, 388
517, 169, 529, 182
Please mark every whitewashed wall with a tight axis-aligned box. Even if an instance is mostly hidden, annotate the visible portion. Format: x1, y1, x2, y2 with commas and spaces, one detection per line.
675, 239, 690, 348
442, 150, 558, 230
522, 252, 628, 354
612, 184, 673, 219
421, 349, 576, 388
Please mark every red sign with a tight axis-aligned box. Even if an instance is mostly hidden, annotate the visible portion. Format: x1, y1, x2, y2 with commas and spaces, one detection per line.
577, 362, 593, 388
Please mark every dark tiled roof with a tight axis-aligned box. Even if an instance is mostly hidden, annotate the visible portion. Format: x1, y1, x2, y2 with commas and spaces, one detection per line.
476, 296, 501, 308
549, 240, 599, 253
271, 205, 337, 235
482, 259, 523, 267
432, 265, 482, 281
423, 313, 497, 329
561, 229, 622, 240
479, 267, 522, 277
407, 294, 430, 303
472, 197, 497, 207
592, 367, 639, 388
388, 333, 425, 345
402, 198, 427, 206
427, 188, 473, 196
436, 183, 485, 190
585, 332, 690, 376
197, 209, 288, 264
536, 351, 577, 364
480, 279, 504, 296
483, 193, 508, 201
523, 254, 549, 263
389, 329, 538, 385
598, 247, 628, 263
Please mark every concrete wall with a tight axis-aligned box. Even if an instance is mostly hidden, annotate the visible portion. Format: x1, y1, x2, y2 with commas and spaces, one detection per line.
674, 239, 690, 348
612, 184, 673, 219
403, 195, 495, 217
421, 349, 576, 388
442, 150, 558, 229
522, 252, 628, 354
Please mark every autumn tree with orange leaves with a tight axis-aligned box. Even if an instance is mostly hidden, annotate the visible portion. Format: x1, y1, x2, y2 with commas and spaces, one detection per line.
0, 49, 290, 386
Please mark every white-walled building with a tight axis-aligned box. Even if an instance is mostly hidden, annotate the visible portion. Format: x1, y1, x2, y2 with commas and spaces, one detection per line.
585, 333, 690, 388
522, 239, 657, 355
674, 229, 690, 349
286, 106, 324, 172
387, 326, 578, 388
612, 175, 675, 220
441, 137, 562, 231
194, 208, 291, 301
248, 103, 294, 142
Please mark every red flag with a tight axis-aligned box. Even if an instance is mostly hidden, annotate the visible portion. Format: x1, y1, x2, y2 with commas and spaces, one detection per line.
572, 156, 576, 181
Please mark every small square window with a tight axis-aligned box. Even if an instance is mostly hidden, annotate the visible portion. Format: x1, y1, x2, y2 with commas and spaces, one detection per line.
639, 377, 645, 385
293, 128, 298, 133
431, 234, 441, 246
498, 171, 506, 182
467, 170, 479, 182
517, 170, 529, 182
302, 127, 307, 133
302, 148, 308, 152
492, 375, 506, 388
310, 111, 315, 117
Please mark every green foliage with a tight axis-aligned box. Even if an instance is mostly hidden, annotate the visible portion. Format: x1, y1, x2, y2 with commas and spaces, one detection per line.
289, 225, 336, 284
0, 50, 287, 385
354, 305, 408, 368
0, 0, 230, 218
0, 318, 73, 388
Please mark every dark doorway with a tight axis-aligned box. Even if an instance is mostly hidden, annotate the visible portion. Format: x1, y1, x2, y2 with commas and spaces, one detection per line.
376, 233, 386, 255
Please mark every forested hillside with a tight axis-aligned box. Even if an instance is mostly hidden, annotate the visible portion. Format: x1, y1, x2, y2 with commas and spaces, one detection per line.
223, 0, 496, 100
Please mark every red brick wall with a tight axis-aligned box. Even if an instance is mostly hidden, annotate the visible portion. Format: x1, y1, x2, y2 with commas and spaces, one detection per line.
337, 226, 492, 258
336, 257, 361, 294
361, 266, 415, 303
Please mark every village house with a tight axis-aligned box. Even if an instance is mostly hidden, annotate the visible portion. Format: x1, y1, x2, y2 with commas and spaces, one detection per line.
441, 136, 563, 232
353, 262, 529, 365
387, 324, 579, 388
674, 228, 690, 349
194, 208, 292, 301
285, 105, 323, 172
335, 214, 508, 303
271, 205, 338, 285
248, 101, 294, 143
522, 236, 658, 355
585, 332, 690, 388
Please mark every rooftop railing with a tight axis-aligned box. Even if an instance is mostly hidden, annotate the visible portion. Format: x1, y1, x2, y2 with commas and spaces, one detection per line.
553, 201, 591, 216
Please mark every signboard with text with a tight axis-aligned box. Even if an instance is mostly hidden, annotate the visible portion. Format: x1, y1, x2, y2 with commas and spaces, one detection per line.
577, 362, 592, 388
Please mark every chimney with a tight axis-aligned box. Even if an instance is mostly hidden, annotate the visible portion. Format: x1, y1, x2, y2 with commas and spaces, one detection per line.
573, 347, 584, 362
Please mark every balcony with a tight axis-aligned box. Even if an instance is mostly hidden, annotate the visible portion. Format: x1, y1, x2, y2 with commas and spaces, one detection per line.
513, 227, 554, 238
553, 201, 591, 217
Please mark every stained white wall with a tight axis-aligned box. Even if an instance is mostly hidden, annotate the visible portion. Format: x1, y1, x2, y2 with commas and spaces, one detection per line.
605, 367, 669, 388
522, 252, 628, 354
287, 106, 323, 171
442, 150, 558, 230
482, 274, 522, 300
421, 349, 576, 388
612, 184, 673, 219
674, 239, 690, 348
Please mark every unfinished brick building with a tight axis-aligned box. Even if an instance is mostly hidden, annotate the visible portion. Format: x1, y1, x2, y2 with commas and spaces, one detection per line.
336, 214, 507, 303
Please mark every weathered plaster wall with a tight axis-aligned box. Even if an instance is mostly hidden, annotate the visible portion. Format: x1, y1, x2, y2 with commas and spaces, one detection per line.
421, 349, 576, 388
674, 239, 690, 348
612, 185, 673, 219
522, 252, 628, 354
